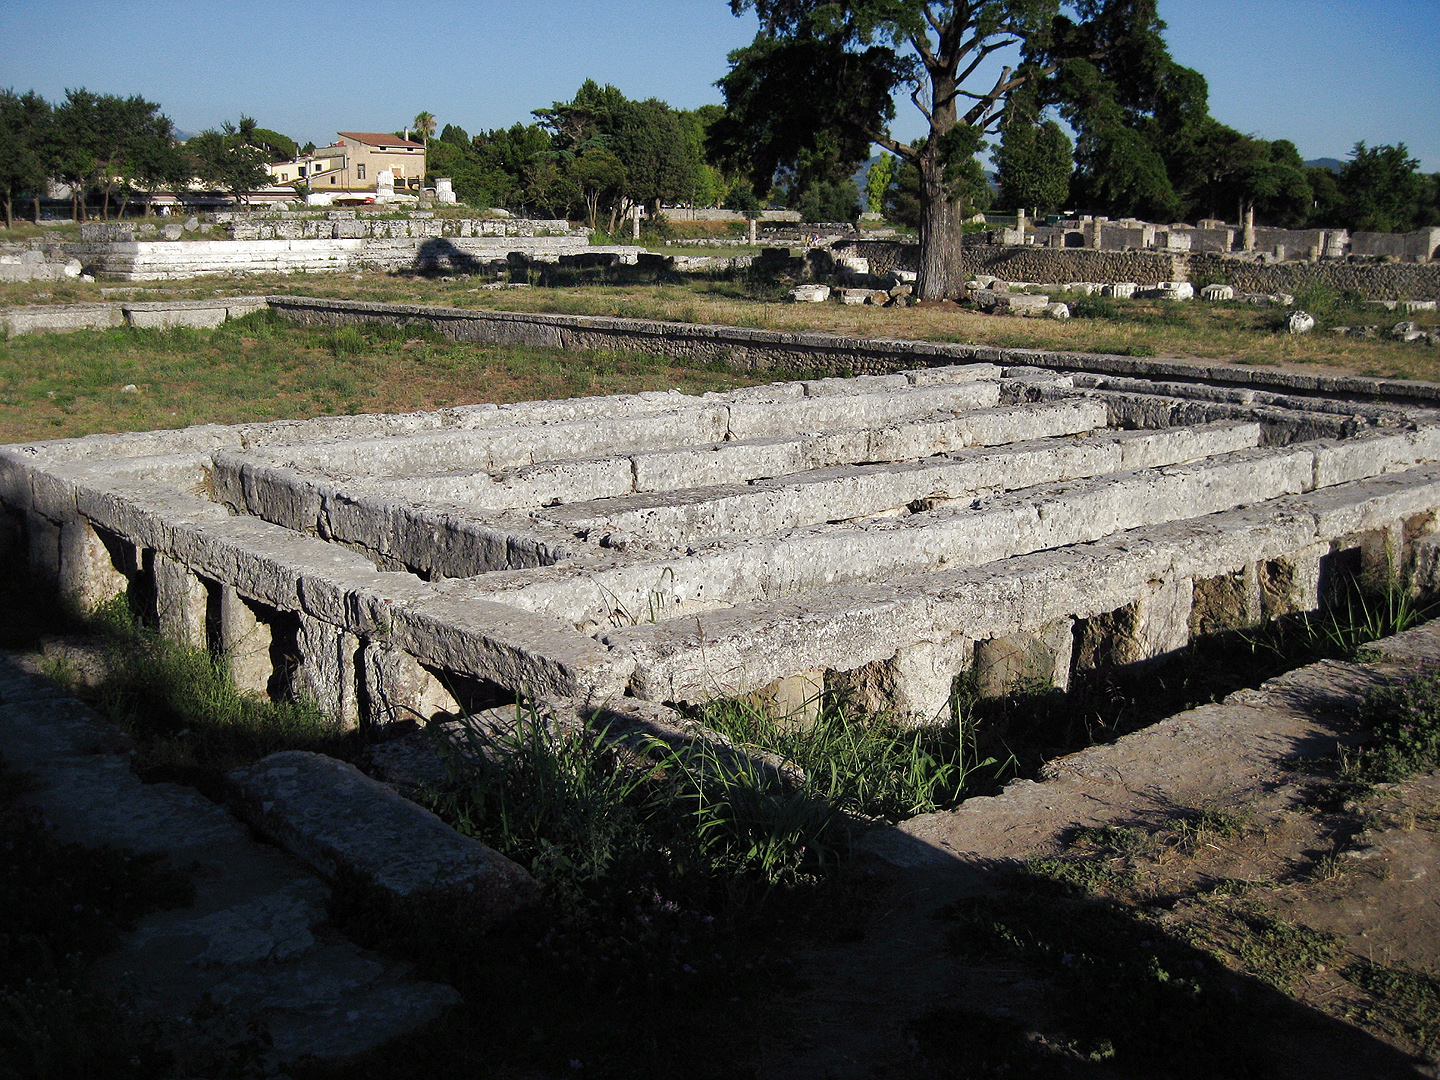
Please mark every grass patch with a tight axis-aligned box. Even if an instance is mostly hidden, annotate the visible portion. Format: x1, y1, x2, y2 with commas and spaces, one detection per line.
1232, 911, 1342, 993
694, 696, 998, 821
0, 311, 773, 442
1352, 665, 1440, 782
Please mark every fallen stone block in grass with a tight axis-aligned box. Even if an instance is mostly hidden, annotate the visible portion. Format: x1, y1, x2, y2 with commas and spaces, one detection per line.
228, 750, 541, 926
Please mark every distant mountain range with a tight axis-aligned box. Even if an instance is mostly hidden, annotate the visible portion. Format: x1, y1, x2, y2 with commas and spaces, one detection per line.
1305, 158, 1345, 173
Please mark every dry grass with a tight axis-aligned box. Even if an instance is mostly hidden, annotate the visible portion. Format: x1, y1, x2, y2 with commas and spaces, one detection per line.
3, 266, 1439, 444
0, 311, 770, 443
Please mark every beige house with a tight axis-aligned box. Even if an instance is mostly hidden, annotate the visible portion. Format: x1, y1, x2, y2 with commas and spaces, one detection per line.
267, 132, 426, 194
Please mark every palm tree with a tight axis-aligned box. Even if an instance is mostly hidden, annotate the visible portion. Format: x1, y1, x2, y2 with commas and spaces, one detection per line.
412, 112, 435, 147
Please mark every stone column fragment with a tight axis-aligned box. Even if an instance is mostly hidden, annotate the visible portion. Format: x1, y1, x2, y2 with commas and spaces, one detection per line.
298, 614, 360, 729
219, 586, 273, 695
58, 517, 130, 612
154, 553, 208, 649
361, 642, 460, 728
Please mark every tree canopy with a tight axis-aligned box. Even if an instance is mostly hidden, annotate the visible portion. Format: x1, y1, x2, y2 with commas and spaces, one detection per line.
717, 0, 1190, 298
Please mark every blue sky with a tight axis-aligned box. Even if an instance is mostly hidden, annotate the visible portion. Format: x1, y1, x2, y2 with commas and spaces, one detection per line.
2, 0, 1436, 172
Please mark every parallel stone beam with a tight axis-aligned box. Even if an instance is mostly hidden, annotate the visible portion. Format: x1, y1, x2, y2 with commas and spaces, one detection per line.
607, 465, 1440, 703
534, 421, 1262, 546
461, 441, 1331, 627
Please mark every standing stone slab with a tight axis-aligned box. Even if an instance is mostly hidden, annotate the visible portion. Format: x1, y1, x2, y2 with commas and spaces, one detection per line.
228, 751, 540, 925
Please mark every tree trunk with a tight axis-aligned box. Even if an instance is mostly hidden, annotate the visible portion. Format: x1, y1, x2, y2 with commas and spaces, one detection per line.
32, 193, 40, 225
913, 59, 967, 301
915, 149, 966, 300
4, 194, 12, 230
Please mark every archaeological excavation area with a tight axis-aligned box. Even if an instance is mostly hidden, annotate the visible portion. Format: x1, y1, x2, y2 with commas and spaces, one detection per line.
7, 327, 1440, 735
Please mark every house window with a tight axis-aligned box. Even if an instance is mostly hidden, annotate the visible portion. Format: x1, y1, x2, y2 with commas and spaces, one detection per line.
357, 164, 365, 180
298, 166, 307, 177
330, 175, 336, 184
280, 172, 288, 181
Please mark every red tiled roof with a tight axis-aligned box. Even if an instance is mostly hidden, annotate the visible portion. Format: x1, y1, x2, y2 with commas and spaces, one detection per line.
337, 132, 424, 149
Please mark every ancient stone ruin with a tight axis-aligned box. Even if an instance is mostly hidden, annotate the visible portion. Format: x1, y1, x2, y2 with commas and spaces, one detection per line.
7, 330, 1440, 736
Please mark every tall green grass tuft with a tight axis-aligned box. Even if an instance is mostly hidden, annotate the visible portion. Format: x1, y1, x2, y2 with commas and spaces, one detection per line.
697, 695, 996, 821
429, 708, 851, 908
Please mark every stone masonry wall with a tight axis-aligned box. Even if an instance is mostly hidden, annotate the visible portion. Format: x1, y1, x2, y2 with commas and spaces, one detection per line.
962, 246, 1183, 285
263, 295, 1440, 405
837, 240, 1183, 285
1186, 253, 1440, 300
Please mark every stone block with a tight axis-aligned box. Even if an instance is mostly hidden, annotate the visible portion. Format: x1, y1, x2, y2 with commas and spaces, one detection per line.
297, 614, 360, 728
1201, 284, 1235, 301
974, 619, 1074, 695
154, 552, 208, 648
219, 586, 274, 694
361, 643, 460, 726
788, 284, 831, 302
227, 751, 539, 925
58, 518, 131, 612
744, 669, 824, 726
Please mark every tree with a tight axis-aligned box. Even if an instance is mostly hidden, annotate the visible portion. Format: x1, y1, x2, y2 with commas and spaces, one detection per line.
720, 0, 1178, 299
247, 126, 298, 163
799, 178, 860, 221
0, 90, 51, 228
993, 86, 1070, 215
186, 122, 270, 203
1338, 143, 1435, 233
570, 146, 627, 229
412, 111, 436, 147
540, 83, 698, 217
864, 151, 896, 214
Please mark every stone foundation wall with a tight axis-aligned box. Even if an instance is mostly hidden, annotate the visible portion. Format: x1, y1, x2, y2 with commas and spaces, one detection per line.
6, 355, 1440, 731
962, 246, 1183, 285
1186, 254, 1440, 299
66, 238, 645, 281
262, 295, 1440, 406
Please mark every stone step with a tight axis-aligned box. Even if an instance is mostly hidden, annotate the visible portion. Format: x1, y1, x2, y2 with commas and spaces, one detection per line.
352, 397, 1110, 509
604, 464, 1440, 712
0, 659, 461, 1069
534, 421, 1261, 546
464, 442, 1323, 628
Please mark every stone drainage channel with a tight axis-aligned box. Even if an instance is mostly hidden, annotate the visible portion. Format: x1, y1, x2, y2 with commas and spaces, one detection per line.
8, 327, 1440, 1067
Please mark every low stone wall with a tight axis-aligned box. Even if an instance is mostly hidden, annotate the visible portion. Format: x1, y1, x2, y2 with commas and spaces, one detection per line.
835, 242, 1440, 298
1352, 227, 1440, 262
263, 295, 1440, 404
1187, 253, 1440, 299
659, 208, 802, 222
2, 297, 267, 336
963, 246, 1182, 285
71, 238, 645, 281
226, 217, 574, 241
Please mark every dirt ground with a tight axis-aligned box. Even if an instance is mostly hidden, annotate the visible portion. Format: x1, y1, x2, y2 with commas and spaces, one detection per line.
757, 637, 1440, 1079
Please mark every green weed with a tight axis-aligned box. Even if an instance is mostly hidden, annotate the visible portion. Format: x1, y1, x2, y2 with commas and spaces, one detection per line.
696, 695, 994, 821
1024, 854, 1140, 894
1352, 665, 1440, 781
1346, 960, 1440, 1059
936, 885, 1271, 1077
1234, 911, 1341, 992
